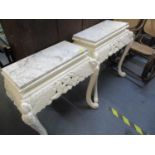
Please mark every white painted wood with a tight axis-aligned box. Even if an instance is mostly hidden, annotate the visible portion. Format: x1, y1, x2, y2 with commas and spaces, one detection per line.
118, 41, 134, 77
1, 20, 134, 134
86, 59, 100, 109
21, 102, 47, 135
73, 20, 134, 107
1, 41, 98, 134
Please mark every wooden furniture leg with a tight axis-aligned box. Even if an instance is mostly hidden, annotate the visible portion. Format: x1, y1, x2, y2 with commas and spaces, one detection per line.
118, 42, 133, 77
94, 79, 99, 103
21, 102, 47, 135
86, 63, 100, 109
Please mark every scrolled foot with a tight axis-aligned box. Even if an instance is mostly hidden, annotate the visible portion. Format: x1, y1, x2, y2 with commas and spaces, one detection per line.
118, 71, 127, 77
89, 102, 99, 109
94, 97, 99, 103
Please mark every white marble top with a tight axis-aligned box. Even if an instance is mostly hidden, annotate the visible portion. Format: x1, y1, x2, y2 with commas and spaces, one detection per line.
73, 20, 128, 43
2, 41, 87, 88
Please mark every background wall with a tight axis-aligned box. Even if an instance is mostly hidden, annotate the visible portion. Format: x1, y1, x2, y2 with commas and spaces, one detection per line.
1, 19, 103, 60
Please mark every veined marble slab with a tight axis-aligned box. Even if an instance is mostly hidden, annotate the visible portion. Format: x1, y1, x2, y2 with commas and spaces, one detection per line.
73, 20, 128, 44
2, 41, 87, 89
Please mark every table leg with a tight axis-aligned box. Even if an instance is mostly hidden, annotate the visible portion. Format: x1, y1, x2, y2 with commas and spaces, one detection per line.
21, 103, 47, 135
118, 42, 133, 77
86, 64, 100, 109
94, 72, 99, 103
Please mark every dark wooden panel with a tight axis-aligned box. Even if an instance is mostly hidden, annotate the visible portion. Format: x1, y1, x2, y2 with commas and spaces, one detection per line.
57, 19, 83, 42
1, 19, 105, 61
82, 19, 103, 29
1, 19, 58, 60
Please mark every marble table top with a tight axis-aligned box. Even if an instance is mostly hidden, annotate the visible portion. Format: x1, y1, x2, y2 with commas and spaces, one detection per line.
2, 41, 87, 88
73, 20, 128, 44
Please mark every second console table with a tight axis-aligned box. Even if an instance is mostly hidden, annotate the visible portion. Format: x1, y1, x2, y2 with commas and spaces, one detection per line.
73, 20, 134, 108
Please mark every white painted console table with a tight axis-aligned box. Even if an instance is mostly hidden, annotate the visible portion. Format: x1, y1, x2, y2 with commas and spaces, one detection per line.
73, 20, 134, 108
1, 41, 99, 134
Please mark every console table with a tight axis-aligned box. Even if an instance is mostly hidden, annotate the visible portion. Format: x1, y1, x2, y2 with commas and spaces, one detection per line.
73, 20, 134, 108
1, 41, 99, 134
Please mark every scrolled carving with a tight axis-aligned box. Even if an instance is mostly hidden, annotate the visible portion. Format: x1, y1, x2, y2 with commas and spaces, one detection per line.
24, 70, 90, 114
21, 102, 37, 126
22, 112, 36, 126
53, 72, 84, 95
21, 102, 32, 114
89, 57, 99, 70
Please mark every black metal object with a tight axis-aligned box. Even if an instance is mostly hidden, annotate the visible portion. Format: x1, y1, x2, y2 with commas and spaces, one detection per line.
126, 20, 155, 83
135, 32, 155, 83
141, 54, 155, 82
109, 47, 155, 84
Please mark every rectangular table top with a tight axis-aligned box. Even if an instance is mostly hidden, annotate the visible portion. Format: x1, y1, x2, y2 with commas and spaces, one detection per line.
73, 20, 128, 45
2, 41, 87, 89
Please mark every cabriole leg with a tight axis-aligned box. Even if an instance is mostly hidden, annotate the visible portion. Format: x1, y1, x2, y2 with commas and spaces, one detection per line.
86, 65, 100, 109
118, 42, 133, 77
94, 77, 99, 103
21, 103, 47, 135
